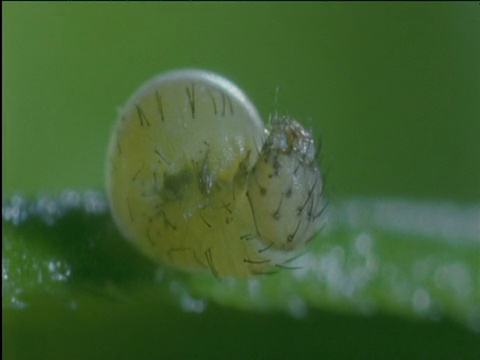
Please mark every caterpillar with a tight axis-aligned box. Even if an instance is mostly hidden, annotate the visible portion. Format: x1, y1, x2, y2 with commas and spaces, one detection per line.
106, 69, 324, 278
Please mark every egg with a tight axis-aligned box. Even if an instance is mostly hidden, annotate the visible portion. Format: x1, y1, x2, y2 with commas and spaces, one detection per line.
106, 69, 324, 278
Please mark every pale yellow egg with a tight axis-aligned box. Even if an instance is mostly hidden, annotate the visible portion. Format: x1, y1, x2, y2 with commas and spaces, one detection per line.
106, 69, 324, 278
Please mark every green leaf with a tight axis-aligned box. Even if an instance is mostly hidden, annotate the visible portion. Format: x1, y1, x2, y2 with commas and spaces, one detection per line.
3, 191, 480, 359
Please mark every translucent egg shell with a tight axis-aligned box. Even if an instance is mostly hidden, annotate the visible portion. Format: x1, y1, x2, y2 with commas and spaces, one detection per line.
106, 69, 324, 278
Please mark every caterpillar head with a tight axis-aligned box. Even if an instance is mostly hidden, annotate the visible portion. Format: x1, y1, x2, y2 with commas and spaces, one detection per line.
247, 115, 324, 251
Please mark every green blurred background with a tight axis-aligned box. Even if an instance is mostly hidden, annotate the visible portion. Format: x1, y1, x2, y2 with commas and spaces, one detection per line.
3, 2, 480, 359
3, 2, 479, 202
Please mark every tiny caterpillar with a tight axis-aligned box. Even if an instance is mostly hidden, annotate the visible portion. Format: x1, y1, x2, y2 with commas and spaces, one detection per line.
106, 69, 324, 278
